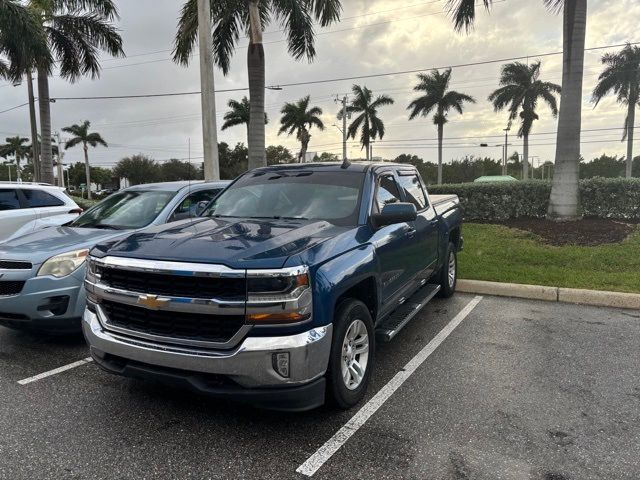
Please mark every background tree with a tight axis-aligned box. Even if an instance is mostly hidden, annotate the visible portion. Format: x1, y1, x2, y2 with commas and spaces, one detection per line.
0, 136, 30, 181
27, 0, 124, 185
160, 159, 200, 182
315, 152, 340, 162
489, 61, 560, 180
114, 155, 161, 186
408, 69, 475, 184
63, 121, 108, 200
173, 0, 342, 170
592, 44, 640, 179
266, 145, 295, 165
340, 85, 394, 161
218, 142, 249, 179
222, 96, 267, 135
278, 96, 325, 163
447, 0, 587, 219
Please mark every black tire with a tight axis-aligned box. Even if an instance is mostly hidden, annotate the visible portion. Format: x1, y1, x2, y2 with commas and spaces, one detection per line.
327, 299, 375, 409
437, 242, 457, 298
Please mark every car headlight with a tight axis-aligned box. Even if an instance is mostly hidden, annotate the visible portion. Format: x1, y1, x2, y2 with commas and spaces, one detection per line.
37, 249, 89, 278
246, 267, 312, 324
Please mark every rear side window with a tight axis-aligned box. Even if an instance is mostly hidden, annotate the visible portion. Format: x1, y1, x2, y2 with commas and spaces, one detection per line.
374, 175, 402, 213
170, 189, 221, 221
0, 189, 21, 211
397, 174, 428, 211
22, 189, 65, 208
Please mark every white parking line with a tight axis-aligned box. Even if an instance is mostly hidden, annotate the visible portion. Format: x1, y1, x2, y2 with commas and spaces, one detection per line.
17, 357, 93, 386
296, 296, 483, 477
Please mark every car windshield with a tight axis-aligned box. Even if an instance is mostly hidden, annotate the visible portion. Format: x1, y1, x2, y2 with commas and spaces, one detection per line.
70, 190, 176, 230
204, 170, 365, 227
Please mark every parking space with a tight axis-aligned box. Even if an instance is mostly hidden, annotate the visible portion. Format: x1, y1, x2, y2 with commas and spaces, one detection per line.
1, 295, 639, 479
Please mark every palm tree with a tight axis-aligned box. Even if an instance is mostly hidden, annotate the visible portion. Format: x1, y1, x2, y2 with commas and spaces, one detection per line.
592, 44, 640, 179
448, 0, 586, 219
0, 136, 29, 182
25, 0, 124, 186
62, 121, 108, 200
222, 96, 268, 135
489, 61, 561, 180
278, 96, 325, 163
408, 69, 475, 184
173, 0, 342, 170
340, 85, 394, 161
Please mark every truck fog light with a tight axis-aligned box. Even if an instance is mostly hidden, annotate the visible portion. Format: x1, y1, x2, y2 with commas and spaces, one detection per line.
272, 352, 290, 378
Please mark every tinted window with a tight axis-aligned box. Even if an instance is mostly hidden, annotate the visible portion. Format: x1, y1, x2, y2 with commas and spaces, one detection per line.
398, 174, 428, 210
0, 189, 21, 211
70, 190, 176, 230
205, 171, 364, 227
170, 189, 221, 222
22, 189, 65, 208
374, 175, 402, 213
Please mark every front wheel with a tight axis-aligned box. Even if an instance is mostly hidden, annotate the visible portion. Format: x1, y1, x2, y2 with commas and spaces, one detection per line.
437, 242, 457, 298
327, 299, 375, 409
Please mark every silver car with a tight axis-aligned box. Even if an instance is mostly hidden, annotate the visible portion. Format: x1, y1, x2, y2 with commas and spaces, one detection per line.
0, 180, 229, 334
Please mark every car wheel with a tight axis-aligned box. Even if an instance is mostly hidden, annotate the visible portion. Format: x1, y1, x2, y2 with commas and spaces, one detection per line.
437, 241, 457, 298
327, 299, 375, 409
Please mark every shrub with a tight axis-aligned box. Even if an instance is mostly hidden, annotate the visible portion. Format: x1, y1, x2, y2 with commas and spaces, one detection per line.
429, 178, 640, 220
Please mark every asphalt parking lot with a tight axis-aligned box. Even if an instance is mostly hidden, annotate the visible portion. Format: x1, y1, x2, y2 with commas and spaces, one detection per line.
1, 294, 639, 480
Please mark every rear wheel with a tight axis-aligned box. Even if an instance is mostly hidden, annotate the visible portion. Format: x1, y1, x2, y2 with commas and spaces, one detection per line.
327, 299, 375, 409
437, 242, 457, 298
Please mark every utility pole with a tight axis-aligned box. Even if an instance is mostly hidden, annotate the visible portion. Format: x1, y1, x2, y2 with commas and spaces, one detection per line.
26, 71, 40, 182
197, 0, 220, 181
503, 127, 510, 175
54, 132, 65, 188
341, 96, 348, 161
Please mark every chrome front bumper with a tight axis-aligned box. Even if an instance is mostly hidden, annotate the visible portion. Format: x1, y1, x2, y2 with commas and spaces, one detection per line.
83, 308, 333, 389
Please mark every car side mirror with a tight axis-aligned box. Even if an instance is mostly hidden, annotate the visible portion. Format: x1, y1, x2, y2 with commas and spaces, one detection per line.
195, 200, 210, 216
372, 202, 417, 229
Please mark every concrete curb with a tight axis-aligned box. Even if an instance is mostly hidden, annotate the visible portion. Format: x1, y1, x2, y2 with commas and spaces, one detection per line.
457, 279, 640, 310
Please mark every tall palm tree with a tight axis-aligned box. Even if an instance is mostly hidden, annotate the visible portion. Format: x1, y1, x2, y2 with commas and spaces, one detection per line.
448, 0, 587, 219
173, 0, 342, 170
26, 0, 124, 186
408, 69, 475, 185
489, 61, 561, 180
592, 44, 640, 179
62, 121, 108, 200
340, 85, 394, 161
222, 96, 268, 135
278, 96, 325, 163
0, 136, 29, 182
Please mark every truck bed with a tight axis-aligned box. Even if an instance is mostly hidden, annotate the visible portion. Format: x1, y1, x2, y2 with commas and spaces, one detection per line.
431, 194, 459, 216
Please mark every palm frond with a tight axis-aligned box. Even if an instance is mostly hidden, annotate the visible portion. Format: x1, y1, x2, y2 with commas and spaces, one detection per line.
445, 0, 492, 32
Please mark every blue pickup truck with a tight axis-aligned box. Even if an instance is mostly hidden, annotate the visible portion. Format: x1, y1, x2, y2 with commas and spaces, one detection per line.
83, 162, 462, 410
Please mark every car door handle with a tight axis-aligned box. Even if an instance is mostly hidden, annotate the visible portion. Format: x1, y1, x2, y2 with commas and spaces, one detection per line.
407, 227, 417, 237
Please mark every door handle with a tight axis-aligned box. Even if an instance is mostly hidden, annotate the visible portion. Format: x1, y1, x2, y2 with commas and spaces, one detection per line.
407, 227, 417, 237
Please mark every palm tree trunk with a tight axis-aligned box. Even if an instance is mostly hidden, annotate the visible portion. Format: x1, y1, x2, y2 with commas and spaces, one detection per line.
548, 0, 587, 220
37, 67, 54, 185
27, 70, 40, 182
247, 1, 266, 170
626, 95, 636, 179
16, 154, 22, 182
522, 134, 529, 180
437, 123, 444, 185
84, 143, 92, 200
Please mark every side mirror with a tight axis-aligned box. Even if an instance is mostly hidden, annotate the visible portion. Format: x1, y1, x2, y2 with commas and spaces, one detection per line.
195, 200, 210, 216
372, 202, 417, 228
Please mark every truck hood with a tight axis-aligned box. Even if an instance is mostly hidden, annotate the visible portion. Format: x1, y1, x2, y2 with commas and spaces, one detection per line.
99, 217, 347, 269
0, 227, 129, 265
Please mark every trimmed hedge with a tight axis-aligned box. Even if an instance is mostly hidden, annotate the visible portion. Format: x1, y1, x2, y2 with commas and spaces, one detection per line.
429, 178, 640, 221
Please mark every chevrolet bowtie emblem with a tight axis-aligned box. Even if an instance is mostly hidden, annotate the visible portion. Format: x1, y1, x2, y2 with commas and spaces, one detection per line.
137, 294, 170, 310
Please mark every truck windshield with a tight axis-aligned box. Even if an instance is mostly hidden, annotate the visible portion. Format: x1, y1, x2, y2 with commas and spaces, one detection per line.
70, 190, 176, 230
205, 170, 365, 226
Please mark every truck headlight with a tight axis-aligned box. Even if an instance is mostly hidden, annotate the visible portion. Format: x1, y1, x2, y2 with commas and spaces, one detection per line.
37, 249, 89, 278
246, 267, 312, 324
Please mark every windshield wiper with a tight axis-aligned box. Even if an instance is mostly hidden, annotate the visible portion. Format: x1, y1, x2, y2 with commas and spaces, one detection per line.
92, 224, 124, 230
247, 216, 309, 221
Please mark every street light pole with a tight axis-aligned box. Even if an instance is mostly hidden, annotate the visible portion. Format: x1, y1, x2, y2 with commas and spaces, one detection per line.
26, 71, 41, 182
197, 0, 220, 181
503, 127, 510, 175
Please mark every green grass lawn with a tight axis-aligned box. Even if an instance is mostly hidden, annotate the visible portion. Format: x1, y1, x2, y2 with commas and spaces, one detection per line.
459, 223, 640, 294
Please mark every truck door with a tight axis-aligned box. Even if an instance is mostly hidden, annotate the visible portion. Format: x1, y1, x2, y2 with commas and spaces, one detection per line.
370, 173, 417, 313
397, 171, 439, 281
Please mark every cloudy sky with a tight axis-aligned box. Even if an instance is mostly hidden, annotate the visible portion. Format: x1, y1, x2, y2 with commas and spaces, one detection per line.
1, 0, 639, 171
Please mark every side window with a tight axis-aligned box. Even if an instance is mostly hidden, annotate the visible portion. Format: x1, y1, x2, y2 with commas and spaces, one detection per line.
0, 189, 21, 211
22, 189, 65, 208
374, 175, 402, 213
170, 189, 221, 222
398, 174, 428, 211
